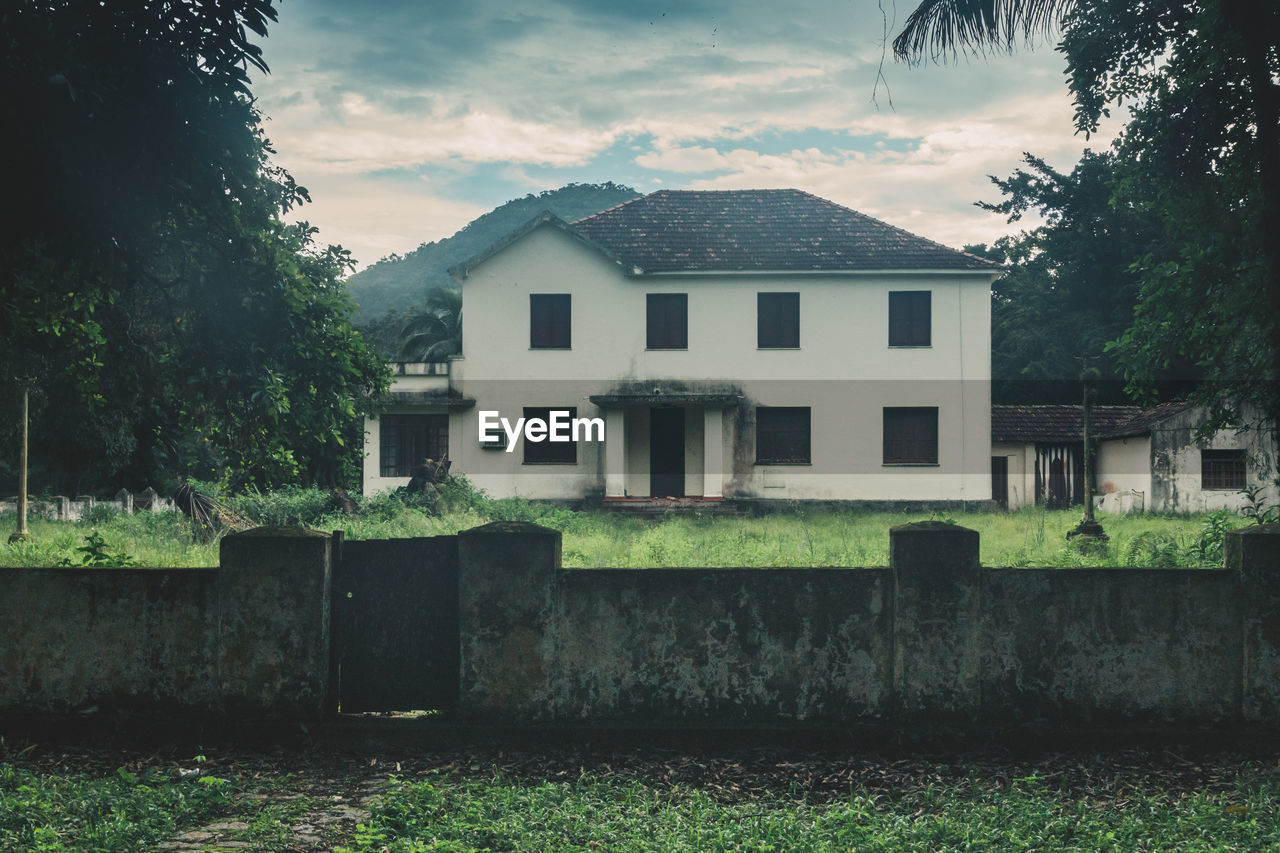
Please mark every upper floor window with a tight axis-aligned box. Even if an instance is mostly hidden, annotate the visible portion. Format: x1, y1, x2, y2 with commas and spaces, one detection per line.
757, 292, 800, 349
889, 291, 931, 347
522, 406, 578, 465
646, 293, 688, 349
756, 406, 811, 464
1201, 449, 1245, 490
883, 407, 938, 465
530, 294, 571, 349
380, 413, 448, 477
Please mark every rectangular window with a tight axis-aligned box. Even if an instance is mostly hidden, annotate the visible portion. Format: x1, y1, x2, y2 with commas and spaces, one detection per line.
646, 293, 688, 349
379, 414, 449, 477
889, 291, 931, 347
1201, 449, 1245, 490
756, 407, 811, 464
883, 407, 939, 464
523, 406, 578, 465
758, 292, 800, 348
530, 294, 571, 349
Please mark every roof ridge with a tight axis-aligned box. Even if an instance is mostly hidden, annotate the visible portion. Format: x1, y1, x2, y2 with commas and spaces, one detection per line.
790, 188, 1002, 270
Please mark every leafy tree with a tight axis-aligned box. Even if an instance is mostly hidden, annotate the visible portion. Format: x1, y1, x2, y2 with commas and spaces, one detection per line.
969, 151, 1179, 403
0, 0, 389, 492
397, 288, 463, 362
894, 0, 1280, 431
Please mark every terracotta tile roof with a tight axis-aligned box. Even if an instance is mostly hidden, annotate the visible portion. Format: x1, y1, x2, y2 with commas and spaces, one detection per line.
992, 405, 1147, 443
568, 189, 1001, 274
1101, 401, 1196, 439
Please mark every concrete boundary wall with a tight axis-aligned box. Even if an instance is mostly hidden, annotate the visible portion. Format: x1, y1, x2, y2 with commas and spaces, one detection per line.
458, 522, 1280, 726
0, 488, 176, 522
0, 528, 331, 718
3, 522, 1279, 729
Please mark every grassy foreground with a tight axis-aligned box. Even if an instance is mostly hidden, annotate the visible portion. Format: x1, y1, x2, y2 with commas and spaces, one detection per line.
341, 771, 1278, 853
0, 480, 1251, 569
1, 746, 1276, 852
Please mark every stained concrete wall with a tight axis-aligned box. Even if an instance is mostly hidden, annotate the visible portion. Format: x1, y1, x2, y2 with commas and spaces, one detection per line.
0, 528, 332, 718
1150, 402, 1279, 513
458, 521, 1280, 727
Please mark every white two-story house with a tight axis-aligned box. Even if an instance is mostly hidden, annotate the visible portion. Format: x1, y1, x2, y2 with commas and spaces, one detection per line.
362, 189, 1002, 504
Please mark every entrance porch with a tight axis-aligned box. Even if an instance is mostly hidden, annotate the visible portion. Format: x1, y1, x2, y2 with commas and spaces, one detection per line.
589, 388, 739, 499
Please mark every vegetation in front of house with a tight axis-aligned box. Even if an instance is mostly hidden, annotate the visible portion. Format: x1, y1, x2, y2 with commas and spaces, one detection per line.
3, 745, 1277, 853
0, 477, 1257, 569
0, 757, 231, 851
337, 769, 1280, 853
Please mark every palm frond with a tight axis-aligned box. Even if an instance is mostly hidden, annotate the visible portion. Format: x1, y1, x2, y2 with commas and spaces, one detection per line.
893, 0, 1074, 64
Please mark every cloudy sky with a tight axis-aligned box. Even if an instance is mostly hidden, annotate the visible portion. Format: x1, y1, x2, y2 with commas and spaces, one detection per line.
248, 0, 1105, 271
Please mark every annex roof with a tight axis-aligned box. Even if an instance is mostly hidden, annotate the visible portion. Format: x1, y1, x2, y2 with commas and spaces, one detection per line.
992, 405, 1146, 444
450, 189, 1002, 278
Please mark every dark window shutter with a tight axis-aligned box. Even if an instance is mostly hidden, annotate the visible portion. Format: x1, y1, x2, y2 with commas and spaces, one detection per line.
647, 294, 688, 349
883, 407, 938, 464
756, 407, 811, 464
758, 293, 800, 348
522, 406, 578, 464
530, 294, 571, 348
889, 291, 931, 346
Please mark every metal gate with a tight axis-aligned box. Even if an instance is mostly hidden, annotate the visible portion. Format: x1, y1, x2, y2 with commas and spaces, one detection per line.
330, 536, 459, 713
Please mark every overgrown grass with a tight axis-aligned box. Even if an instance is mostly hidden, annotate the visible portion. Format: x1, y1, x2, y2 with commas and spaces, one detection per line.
339, 768, 1279, 853
0, 480, 1253, 569
0, 758, 231, 851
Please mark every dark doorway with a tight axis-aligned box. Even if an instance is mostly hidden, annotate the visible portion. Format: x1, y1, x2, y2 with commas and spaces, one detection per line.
991, 456, 1009, 509
331, 537, 459, 713
649, 406, 685, 497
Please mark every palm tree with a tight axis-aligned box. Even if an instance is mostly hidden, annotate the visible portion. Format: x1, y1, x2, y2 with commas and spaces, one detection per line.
397, 287, 462, 362
892, 0, 1073, 62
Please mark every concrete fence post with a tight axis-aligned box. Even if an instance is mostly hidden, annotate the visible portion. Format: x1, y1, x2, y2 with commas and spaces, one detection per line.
1227, 524, 1280, 722
457, 521, 560, 721
217, 528, 332, 718
891, 521, 983, 722
115, 488, 133, 514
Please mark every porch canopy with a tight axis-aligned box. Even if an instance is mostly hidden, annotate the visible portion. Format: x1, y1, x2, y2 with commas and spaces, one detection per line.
588, 383, 741, 499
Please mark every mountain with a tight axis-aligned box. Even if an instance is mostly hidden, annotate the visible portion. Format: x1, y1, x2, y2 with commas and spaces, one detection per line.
346, 182, 641, 324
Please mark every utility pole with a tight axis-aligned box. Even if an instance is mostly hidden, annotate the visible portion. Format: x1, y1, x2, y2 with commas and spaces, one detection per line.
1069, 365, 1107, 542
9, 383, 31, 543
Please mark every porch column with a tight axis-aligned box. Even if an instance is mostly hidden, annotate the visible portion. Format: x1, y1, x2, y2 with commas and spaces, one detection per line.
605, 407, 626, 497
703, 407, 724, 498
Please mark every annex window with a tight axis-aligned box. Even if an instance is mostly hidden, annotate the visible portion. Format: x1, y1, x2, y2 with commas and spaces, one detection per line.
522, 406, 578, 465
1201, 449, 1245, 490
646, 293, 688, 349
883, 407, 938, 465
889, 291, 931, 347
756, 407, 811, 464
758, 292, 800, 348
530, 294, 571, 349
380, 413, 448, 477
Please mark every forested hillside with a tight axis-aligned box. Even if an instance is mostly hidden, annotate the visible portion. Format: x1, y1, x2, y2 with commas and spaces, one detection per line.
348, 182, 640, 335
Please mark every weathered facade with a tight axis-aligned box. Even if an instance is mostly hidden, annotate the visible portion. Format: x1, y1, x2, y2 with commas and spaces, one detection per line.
363, 189, 1001, 503
992, 402, 1278, 513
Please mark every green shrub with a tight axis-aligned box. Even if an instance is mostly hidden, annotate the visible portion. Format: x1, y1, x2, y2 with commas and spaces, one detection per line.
226, 485, 335, 528
82, 503, 121, 526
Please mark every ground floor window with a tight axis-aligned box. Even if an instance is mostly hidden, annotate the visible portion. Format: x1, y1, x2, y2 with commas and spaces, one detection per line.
523, 406, 578, 464
1201, 449, 1245, 490
756, 406, 811, 464
883, 407, 938, 464
380, 413, 448, 477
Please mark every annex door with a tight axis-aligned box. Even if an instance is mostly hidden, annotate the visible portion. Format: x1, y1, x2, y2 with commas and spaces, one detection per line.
330, 536, 459, 713
991, 456, 1009, 508
649, 406, 685, 497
